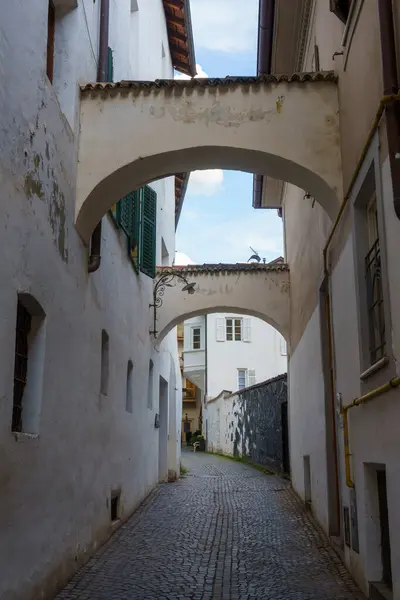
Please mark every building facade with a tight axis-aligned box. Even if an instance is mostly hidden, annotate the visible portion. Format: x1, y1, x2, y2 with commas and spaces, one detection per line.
0, 1, 194, 599
255, 1, 400, 597
183, 312, 287, 398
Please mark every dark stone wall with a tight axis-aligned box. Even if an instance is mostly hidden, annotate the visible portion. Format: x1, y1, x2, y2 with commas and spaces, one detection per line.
230, 373, 289, 474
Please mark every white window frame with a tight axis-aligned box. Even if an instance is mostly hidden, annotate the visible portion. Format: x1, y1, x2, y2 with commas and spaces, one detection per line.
191, 326, 201, 350
351, 134, 394, 384
237, 368, 247, 390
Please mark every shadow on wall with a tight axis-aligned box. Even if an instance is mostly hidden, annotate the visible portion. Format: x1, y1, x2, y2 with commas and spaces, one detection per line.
207, 374, 289, 475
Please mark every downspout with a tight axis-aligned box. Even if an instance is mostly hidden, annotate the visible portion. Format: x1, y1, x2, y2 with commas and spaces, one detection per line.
88, 0, 110, 273
252, 0, 275, 208
378, 0, 400, 220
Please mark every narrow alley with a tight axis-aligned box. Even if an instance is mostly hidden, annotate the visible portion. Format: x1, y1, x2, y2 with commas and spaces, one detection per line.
56, 452, 363, 600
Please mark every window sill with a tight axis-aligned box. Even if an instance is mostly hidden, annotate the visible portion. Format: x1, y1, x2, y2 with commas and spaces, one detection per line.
12, 432, 39, 441
360, 356, 389, 381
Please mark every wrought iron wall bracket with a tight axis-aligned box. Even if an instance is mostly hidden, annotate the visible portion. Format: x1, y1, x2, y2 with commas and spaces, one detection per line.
149, 268, 192, 338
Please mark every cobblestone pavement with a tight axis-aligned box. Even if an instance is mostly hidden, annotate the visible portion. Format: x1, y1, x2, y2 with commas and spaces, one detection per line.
56, 452, 364, 600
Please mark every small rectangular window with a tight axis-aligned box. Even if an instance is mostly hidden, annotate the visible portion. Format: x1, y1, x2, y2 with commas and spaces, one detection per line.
12, 295, 46, 434
226, 318, 242, 341
46, 1, 56, 82
126, 360, 133, 413
101, 330, 109, 396
365, 193, 385, 365
110, 490, 121, 522
12, 303, 32, 432
192, 327, 201, 349
148, 359, 154, 409
237, 369, 247, 390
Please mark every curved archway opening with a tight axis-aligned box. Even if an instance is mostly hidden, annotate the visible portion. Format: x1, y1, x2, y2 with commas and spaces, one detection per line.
77, 145, 339, 243
157, 305, 289, 347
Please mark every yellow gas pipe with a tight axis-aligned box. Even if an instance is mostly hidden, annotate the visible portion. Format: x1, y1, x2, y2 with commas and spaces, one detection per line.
321, 93, 400, 489
342, 378, 400, 488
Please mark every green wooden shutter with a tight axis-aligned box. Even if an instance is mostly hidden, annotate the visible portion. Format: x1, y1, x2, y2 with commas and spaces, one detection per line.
139, 185, 157, 278
107, 47, 114, 82
128, 191, 141, 267
116, 192, 134, 236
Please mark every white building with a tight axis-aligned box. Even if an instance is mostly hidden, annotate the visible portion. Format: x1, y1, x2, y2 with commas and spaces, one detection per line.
0, 1, 195, 598
183, 312, 287, 400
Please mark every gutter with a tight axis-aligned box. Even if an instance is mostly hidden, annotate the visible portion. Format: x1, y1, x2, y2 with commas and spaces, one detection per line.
183, 0, 197, 77
252, 0, 275, 209
88, 0, 110, 273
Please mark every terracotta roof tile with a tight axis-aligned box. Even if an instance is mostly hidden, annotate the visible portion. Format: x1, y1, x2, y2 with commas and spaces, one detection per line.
80, 71, 337, 94
159, 262, 289, 274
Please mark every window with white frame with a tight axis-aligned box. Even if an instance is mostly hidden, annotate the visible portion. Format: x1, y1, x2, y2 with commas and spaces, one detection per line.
226, 318, 241, 341
237, 369, 256, 390
352, 135, 392, 375
237, 369, 247, 390
192, 327, 201, 350
216, 317, 251, 342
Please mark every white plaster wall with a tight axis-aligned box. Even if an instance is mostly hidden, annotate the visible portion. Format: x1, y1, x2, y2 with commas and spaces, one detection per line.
0, 1, 180, 599
288, 307, 329, 533
207, 313, 287, 398
329, 161, 400, 598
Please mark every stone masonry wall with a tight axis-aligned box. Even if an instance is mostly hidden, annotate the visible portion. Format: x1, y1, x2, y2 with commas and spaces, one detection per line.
205, 374, 289, 474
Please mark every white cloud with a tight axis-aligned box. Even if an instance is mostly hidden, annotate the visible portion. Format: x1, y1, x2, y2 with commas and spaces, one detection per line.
190, 0, 259, 53
187, 170, 224, 197
174, 252, 195, 266
175, 64, 208, 80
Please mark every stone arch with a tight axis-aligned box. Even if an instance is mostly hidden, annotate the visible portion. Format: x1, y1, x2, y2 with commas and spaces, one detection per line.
153, 265, 290, 348
76, 75, 341, 242
157, 306, 287, 346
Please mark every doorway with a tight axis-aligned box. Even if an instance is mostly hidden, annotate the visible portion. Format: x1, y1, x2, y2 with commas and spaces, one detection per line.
158, 376, 169, 482
377, 470, 392, 589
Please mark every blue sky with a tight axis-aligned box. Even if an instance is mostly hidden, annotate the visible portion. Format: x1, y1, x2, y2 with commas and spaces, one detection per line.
175, 0, 283, 265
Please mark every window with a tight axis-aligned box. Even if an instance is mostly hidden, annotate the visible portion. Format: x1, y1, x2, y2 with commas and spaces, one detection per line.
12, 295, 46, 434
192, 327, 201, 350
216, 317, 251, 342
365, 193, 385, 365
100, 330, 109, 396
226, 318, 242, 341
237, 369, 247, 390
147, 360, 154, 409
110, 490, 121, 522
330, 0, 352, 23
352, 136, 391, 375
112, 186, 157, 279
107, 47, 114, 82
184, 379, 196, 400
46, 1, 56, 82
126, 360, 133, 413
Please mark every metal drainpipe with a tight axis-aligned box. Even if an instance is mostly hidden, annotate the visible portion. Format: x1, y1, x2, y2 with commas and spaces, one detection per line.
253, 0, 275, 208
88, 0, 110, 273
378, 0, 400, 219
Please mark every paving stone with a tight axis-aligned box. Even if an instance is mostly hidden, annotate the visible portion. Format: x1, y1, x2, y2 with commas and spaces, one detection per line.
55, 451, 365, 600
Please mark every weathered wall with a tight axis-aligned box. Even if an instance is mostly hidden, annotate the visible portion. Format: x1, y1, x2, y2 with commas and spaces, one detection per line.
158, 264, 291, 343
0, 1, 181, 599
205, 374, 288, 474
76, 76, 342, 240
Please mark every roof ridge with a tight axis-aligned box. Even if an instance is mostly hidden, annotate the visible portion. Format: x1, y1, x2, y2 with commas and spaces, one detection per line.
81, 71, 337, 93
